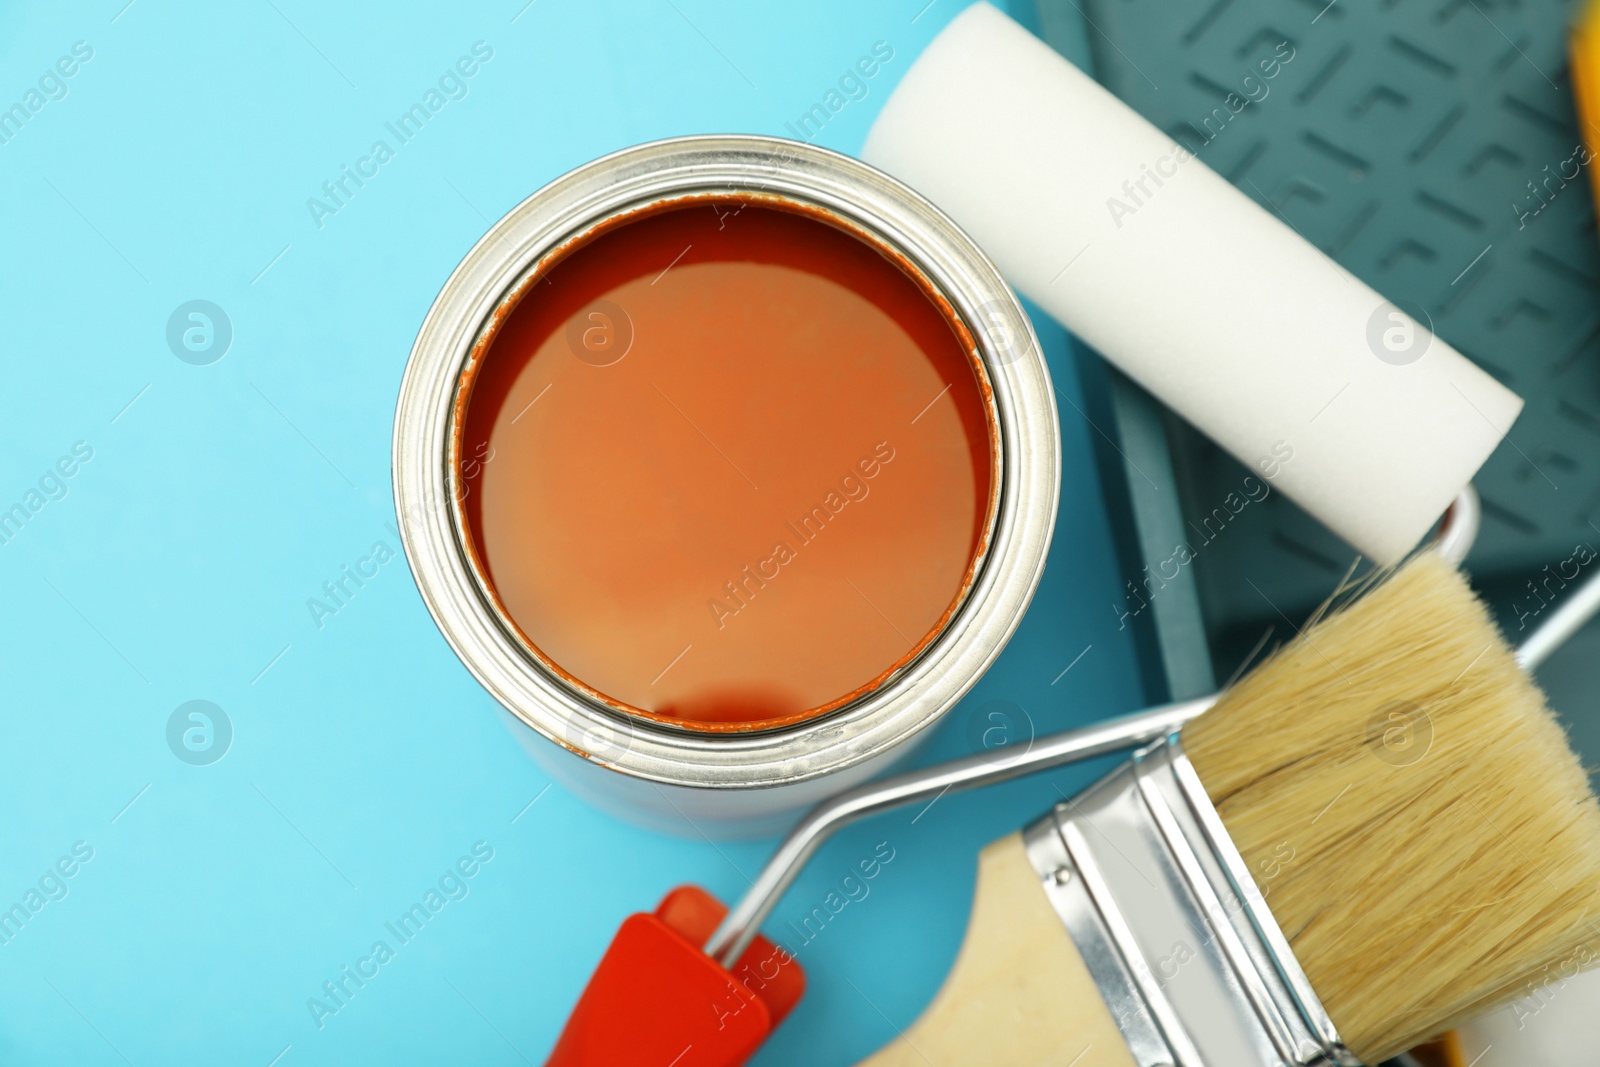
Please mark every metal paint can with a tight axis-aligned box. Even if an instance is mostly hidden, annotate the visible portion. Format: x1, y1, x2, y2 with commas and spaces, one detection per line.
393, 135, 1059, 836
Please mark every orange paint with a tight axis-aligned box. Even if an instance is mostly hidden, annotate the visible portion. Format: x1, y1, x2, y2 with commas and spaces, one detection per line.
455, 196, 997, 731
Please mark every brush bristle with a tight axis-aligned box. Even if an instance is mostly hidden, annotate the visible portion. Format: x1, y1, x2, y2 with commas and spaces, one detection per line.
1181, 552, 1600, 1063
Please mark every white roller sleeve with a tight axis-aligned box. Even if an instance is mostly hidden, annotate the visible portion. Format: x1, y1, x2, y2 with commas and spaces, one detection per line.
1455, 966, 1600, 1066
862, 2, 1522, 565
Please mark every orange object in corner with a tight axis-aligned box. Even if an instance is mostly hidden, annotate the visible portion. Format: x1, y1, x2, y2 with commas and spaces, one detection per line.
1574, 0, 1600, 220
1407, 1032, 1465, 1067
546, 886, 805, 1067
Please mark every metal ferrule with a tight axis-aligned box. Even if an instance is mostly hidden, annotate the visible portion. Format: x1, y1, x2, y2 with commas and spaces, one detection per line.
1023, 734, 1360, 1067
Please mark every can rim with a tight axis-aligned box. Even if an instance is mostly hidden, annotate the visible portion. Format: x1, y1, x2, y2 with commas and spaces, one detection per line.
393, 134, 1060, 791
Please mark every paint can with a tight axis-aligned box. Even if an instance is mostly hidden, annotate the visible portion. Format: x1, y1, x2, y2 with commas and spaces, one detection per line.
393, 135, 1058, 835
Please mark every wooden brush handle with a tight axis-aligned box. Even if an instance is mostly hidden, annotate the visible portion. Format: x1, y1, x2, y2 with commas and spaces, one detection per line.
855, 832, 1135, 1067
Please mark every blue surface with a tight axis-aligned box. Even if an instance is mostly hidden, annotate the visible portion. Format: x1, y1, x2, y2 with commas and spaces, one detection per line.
0, 2, 1144, 1063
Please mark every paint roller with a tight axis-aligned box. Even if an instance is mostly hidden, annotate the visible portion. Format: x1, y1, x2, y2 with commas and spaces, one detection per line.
862, 2, 1521, 565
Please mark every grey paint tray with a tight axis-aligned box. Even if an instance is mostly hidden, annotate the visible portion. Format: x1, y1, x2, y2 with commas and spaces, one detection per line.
1035, 0, 1600, 770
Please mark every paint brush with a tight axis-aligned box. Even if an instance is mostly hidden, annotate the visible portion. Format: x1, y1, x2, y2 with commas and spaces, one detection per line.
850, 552, 1600, 1065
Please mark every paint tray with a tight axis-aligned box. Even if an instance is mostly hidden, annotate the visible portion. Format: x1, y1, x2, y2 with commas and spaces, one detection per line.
1038, 0, 1600, 776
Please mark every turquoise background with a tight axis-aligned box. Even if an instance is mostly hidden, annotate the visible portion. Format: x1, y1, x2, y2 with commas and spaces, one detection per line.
0, 1, 1145, 1063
